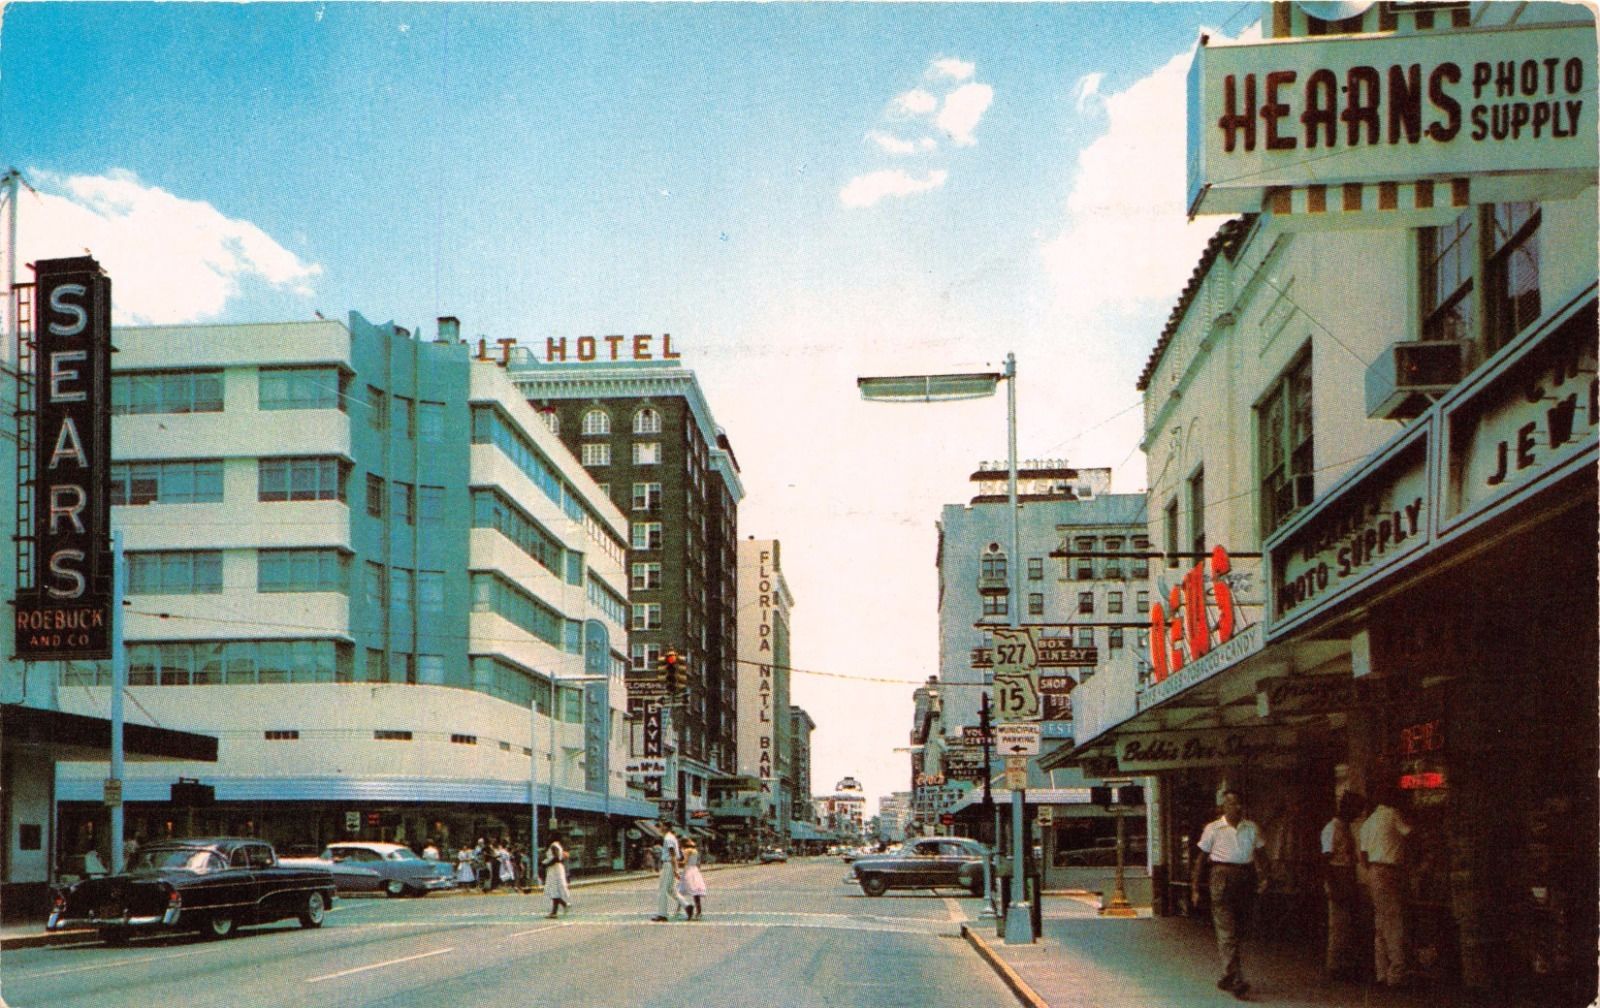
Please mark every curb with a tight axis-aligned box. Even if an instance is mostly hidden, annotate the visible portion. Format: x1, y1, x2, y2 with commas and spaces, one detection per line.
961, 923, 1050, 1008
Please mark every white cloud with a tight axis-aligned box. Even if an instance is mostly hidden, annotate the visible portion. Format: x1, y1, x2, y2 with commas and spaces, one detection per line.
839, 168, 949, 209
16, 168, 321, 325
1072, 72, 1106, 114
890, 88, 938, 118
936, 82, 994, 147
929, 57, 975, 82
866, 130, 937, 156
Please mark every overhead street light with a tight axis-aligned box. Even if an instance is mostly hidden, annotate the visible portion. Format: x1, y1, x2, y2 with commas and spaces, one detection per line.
858, 353, 1034, 944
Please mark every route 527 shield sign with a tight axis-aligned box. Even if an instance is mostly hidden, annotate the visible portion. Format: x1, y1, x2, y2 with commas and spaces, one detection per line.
990, 627, 1041, 721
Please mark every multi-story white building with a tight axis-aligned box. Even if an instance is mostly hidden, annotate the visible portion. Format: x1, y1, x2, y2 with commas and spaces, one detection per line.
43, 314, 654, 873
736, 538, 794, 843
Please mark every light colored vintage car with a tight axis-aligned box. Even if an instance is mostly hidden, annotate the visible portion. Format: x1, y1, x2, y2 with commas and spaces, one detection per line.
279, 841, 456, 897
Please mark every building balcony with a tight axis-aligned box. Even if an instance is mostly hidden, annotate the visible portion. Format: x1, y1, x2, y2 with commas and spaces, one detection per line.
976, 576, 1009, 596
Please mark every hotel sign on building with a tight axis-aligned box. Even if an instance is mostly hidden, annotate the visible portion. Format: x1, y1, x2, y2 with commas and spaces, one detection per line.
1187, 22, 1598, 219
14, 256, 113, 660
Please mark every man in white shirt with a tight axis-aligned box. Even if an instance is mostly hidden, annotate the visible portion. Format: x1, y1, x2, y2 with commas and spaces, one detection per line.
652, 821, 686, 921
1191, 789, 1269, 999
1358, 786, 1412, 987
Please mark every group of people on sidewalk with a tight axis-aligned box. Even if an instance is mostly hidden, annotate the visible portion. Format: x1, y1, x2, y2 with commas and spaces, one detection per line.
1191, 786, 1414, 1000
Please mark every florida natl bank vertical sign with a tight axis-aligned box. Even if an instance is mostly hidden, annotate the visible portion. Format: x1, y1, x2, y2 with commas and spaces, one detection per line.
15, 257, 114, 660
1187, 22, 1598, 218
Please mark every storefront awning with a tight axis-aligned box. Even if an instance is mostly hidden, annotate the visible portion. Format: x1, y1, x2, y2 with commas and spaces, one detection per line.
788, 821, 829, 841
3, 704, 217, 763
633, 819, 663, 839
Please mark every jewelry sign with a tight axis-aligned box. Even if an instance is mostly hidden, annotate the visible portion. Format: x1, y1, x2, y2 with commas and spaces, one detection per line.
14, 257, 113, 660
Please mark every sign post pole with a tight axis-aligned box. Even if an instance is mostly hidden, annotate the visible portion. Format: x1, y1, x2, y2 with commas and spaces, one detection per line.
108, 528, 125, 873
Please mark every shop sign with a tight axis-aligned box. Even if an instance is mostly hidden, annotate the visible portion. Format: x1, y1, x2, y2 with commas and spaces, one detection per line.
1040, 721, 1073, 740
1438, 296, 1598, 539
1148, 546, 1254, 684
1040, 673, 1075, 722
1255, 674, 1356, 717
1267, 431, 1431, 637
1117, 727, 1293, 772
972, 635, 1096, 668
961, 726, 994, 747
1139, 617, 1264, 714
1187, 23, 1599, 217
626, 759, 667, 777
15, 257, 114, 661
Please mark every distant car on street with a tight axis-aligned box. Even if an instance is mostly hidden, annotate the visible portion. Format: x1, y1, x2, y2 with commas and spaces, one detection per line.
48, 837, 336, 945
278, 841, 456, 897
847, 837, 990, 897
758, 847, 789, 863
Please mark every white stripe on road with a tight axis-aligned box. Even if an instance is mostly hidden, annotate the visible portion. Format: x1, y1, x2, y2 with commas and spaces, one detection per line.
10, 944, 222, 980
507, 923, 566, 938
305, 946, 454, 983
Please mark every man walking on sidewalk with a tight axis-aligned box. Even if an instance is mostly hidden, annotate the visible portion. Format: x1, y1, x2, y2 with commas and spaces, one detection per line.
1359, 785, 1412, 988
1192, 789, 1269, 999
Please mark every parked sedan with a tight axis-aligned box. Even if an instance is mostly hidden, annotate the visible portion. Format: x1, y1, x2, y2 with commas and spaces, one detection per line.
758, 847, 789, 863
279, 842, 456, 897
848, 837, 990, 897
48, 837, 336, 945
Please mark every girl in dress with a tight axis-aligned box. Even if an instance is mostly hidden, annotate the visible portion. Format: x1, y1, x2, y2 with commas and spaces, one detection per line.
679, 838, 707, 919
542, 833, 571, 917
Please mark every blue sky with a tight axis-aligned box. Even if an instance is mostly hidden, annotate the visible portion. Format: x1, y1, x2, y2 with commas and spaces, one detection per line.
2, 2, 1252, 809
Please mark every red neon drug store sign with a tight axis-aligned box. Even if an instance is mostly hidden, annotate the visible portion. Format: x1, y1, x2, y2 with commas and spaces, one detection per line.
1148, 546, 1241, 684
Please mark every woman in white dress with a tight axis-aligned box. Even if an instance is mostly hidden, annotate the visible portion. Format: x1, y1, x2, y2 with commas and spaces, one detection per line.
542, 835, 571, 917
454, 846, 476, 887
679, 839, 707, 919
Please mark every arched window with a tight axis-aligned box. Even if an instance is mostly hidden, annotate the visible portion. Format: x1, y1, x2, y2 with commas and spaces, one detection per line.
582, 409, 610, 435
542, 410, 561, 435
634, 407, 661, 434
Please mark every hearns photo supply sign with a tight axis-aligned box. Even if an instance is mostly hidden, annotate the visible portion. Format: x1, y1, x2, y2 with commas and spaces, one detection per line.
1187, 22, 1598, 217
15, 257, 113, 660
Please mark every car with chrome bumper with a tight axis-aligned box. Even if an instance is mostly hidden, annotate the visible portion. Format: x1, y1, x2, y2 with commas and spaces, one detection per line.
279, 841, 456, 897
847, 837, 990, 897
48, 837, 336, 945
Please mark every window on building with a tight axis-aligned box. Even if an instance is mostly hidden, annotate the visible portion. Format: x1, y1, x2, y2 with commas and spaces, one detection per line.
1420, 207, 1475, 345
390, 568, 413, 614
1028, 593, 1044, 615
418, 654, 445, 685
259, 367, 343, 411
1259, 352, 1313, 534
1078, 591, 1094, 615
418, 485, 445, 523
393, 395, 416, 438
631, 603, 662, 630
1485, 202, 1541, 352
1073, 537, 1096, 580
258, 549, 348, 593
1137, 628, 1150, 650
980, 554, 1007, 580
1165, 498, 1181, 568
982, 595, 1008, 617
111, 370, 223, 415
1108, 591, 1124, 614
1104, 537, 1124, 580
125, 639, 347, 685
390, 653, 415, 684
582, 409, 610, 435
364, 648, 385, 683
1075, 627, 1095, 649
110, 460, 224, 506
366, 473, 384, 517
366, 385, 386, 428
473, 489, 564, 575
391, 481, 415, 525
365, 562, 386, 610
541, 410, 561, 435
633, 441, 662, 465
1109, 628, 1124, 651
631, 522, 663, 550
259, 457, 345, 502
633, 482, 662, 511
418, 570, 444, 614
581, 443, 611, 467
1137, 590, 1150, 614
128, 551, 223, 594
417, 400, 445, 442
634, 407, 661, 434
1133, 536, 1150, 579
631, 642, 662, 670
631, 562, 662, 591
1027, 557, 1044, 580
1189, 468, 1206, 559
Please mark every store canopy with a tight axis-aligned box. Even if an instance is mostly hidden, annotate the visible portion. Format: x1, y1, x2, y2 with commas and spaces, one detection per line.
633, 819, 663, 839
788, 821, 830, 841
2, 704, 217, 763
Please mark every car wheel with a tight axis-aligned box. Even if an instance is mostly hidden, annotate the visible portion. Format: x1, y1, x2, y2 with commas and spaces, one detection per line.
99, 927, 130, 946
298, 891, 326, 928
204, 914, 236, 939
385, 878, 406, 898
860, 874, 887, 897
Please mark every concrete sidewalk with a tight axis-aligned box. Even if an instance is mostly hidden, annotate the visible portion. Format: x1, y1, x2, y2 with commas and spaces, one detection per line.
962, 896, 1549, 1008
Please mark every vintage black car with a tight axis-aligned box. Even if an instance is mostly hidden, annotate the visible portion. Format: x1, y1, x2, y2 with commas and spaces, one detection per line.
48, 837, 337, 945
848, 836, 990, 897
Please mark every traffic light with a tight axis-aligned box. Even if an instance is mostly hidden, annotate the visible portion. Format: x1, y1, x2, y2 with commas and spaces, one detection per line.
660, 649, 684, 693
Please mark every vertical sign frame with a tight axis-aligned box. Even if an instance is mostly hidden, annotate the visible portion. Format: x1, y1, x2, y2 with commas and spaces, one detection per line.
14, 256, 113, 660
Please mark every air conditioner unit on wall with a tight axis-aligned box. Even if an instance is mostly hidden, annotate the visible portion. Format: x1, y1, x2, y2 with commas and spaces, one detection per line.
1365, 340, 1465, 420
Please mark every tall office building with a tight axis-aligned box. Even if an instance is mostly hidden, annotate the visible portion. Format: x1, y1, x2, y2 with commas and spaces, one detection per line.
41, 314, 650, 874
736, 538, 794, 843
508, 341, 742, 839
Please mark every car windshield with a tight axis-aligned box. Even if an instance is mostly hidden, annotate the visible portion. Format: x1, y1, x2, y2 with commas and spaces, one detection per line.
133, 846, 218, 873
385, 849, 422, 862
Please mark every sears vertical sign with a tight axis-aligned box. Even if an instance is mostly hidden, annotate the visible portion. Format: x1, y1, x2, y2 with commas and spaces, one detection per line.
14, 256, 113, 659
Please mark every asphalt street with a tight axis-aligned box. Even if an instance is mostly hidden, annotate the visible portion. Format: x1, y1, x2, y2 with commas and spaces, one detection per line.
0, 858, 1014, 1008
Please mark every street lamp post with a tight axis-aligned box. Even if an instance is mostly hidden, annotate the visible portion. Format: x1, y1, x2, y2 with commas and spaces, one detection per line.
858, 353, 1035, 944
532, 673, 609, 871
